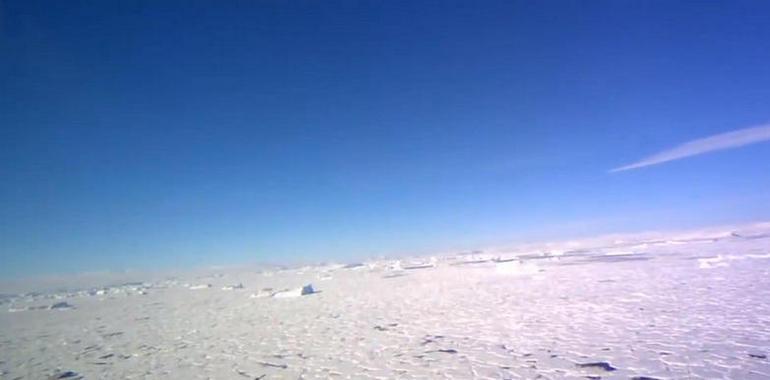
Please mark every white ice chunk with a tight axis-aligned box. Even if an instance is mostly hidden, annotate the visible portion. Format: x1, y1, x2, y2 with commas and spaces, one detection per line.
272, 284, 316, 298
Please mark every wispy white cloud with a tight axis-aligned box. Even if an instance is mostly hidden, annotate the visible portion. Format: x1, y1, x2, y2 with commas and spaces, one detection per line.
610, 123, 770, 172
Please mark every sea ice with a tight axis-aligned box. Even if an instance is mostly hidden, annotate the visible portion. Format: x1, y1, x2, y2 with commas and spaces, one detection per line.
495, 260, 540, 276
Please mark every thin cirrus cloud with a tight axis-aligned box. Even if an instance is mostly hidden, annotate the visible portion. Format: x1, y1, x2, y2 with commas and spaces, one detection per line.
610, 123, 770, 173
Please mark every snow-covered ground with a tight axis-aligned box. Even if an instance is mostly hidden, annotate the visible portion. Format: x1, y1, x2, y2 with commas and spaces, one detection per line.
1, 223, 770, 379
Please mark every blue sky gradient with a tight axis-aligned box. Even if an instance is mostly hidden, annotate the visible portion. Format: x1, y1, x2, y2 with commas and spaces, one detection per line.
3, 1, 770, 277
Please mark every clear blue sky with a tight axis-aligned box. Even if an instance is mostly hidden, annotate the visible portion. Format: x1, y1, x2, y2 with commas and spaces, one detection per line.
3, 1, 770, 277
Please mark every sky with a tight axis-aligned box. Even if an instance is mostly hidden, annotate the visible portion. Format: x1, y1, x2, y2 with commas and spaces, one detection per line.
2, 1, 770, 278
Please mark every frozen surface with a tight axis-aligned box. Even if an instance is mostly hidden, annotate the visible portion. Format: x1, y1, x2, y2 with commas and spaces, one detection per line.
1, 225, 770, 379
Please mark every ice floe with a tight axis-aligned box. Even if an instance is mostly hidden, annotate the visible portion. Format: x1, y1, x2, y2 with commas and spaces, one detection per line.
221, 283, 244, 290
49, 301, 75, 310
272, 284, 316, 298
